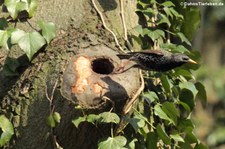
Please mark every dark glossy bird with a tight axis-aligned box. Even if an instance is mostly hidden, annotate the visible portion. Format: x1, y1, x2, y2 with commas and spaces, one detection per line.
115, 50, 197, 73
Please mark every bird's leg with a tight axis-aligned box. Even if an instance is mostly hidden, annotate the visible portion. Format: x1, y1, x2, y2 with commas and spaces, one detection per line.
113, 59, 131, 74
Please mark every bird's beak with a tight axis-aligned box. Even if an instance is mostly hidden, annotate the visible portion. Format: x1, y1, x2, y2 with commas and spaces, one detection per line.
188, 59, 197, 64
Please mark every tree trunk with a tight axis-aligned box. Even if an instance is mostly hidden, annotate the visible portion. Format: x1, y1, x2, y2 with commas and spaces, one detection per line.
0, 0, 141, 149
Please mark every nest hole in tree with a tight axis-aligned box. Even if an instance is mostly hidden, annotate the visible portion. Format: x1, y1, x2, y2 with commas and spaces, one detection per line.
91, 58, 114, 74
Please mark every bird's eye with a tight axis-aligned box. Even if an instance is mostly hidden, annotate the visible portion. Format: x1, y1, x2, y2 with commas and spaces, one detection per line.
182, 57, 189, 61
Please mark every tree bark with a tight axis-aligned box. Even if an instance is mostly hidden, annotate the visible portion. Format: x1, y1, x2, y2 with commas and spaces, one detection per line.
0, 0, 141, 148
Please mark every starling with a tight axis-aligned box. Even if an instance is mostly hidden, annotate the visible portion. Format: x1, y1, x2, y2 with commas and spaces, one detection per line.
115, 50, 197, 73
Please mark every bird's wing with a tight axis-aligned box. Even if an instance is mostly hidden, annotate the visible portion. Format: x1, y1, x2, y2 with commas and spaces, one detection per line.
130, 50, 164, 56
117, 50, 164, 59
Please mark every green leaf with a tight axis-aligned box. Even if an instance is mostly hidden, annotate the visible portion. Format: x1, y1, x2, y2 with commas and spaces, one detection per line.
38, 21, 56, 44
179, 89, 195, 110
142, 28, 151, 36
185, 131, 198, 144
178, 101, 191, 114
11, 31, 46, 60
161, 1, 175, 7
0, 30, 10, 49
160, 74, 172, 93
170, 8, 183, 19
162, 102, 180, 125
180, 82, 198, 99
47, 114, 55, 128
53, 112, 61, 123
170, 133, 184, 142
146, 132, 157, 149
142, 8, 154, 16
98, 136, 127, 149
127, 138, 137, 149
0, 18, 8, 30
134, 25, 143, 36
72, 116, 87, 128
177, 119, 194, 133
195, 82, 207, 107
177, 32, 191, 46
11, 29, 26, 44
137, 1, 149, 9
154, 104, 173, 124
174, 69, 193, 80
2, 57, 20, 76
0, 115, 14, 147
173, 45, 190, 53
148, 29, 165, 41
26, 0, 38, 17
4, 0, 27, 19
129, 115, 146, 132
98, 112, 120, 124
143, 91, 158, 103
86, 114, 100, 124
156, 124, 171, 145
157, 13, 171, 27
163, 7, 173, 18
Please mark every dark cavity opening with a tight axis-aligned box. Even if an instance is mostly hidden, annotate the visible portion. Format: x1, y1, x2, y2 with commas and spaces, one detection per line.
92, 58, 114, 74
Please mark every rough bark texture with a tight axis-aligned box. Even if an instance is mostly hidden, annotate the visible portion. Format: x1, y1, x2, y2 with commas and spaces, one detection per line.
0, 0, 140, 149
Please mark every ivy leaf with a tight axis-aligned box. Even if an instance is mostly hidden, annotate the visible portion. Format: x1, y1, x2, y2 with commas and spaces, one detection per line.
11, 29, 26, 44
163, 7, 173, 19
142, 8, 154, 16
53, 112, 61, 123
127, 138, 137, 149
173, 45, 190, 53
154, 104, 173, 124
98, 136, 127, 149
162, 102, 180, 125
26, 0, 38, 17
11, 30, 46, 60
160, 74, 172, 93
180, 82, 198, 99
170, 8, 183, 19
72, 116, 87, 128
0, 30, 10, 49
178, 101, 191, 114
146, 132, 157, 149
170, 133, 184, 143
156, 124, 171, 145
161, 1, 175, 7
2, 57, 20, 76
4, 0, 27, 19
157, 13, 171, 27
137, 1, 149, 9
38, 21, 56, 44
0, 115, 14, 147
143, 91, 158, 103
177, 119, 194, 133
148, 29, 165, 41
174, 69, 193, 80
98, 112, 120, 124
179, 89, 195, 110
47, 114, 55, 128
177, 32, 191, 46
134, 25, 143, 36
0, 18, 8, 30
